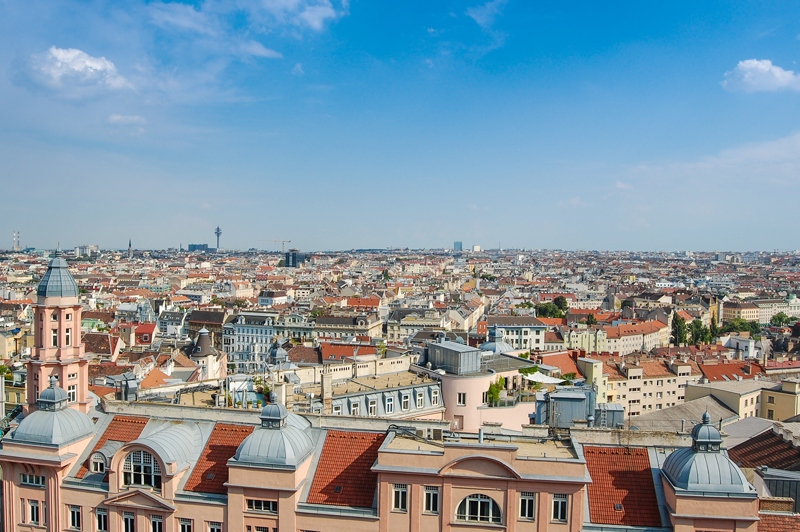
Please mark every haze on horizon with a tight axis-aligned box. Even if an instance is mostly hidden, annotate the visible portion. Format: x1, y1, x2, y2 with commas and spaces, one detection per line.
1, 1, 799, 252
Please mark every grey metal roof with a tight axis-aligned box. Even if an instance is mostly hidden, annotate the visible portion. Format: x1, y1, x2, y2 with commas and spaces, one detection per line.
12, 408, 95, 446
37, 251, 79, 299
234, 424, 313, 468
662, 414, 755, 495
130, 423, 201, 471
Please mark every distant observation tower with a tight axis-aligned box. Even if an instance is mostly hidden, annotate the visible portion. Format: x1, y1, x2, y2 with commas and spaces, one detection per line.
215, 226, 222, 250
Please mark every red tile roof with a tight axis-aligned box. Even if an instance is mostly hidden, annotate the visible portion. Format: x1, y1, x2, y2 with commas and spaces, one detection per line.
584, 446, 662, 527
699, 361, 763, 382
184, 423, 254, 494
88, 385, 116, 398
307, 430, 385, 508
759, 513, 800, 532
728, 430, 800, 471
76, 415, 149, 478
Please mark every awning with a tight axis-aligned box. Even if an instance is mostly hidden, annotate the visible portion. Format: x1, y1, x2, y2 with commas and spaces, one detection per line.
522, 373, 566, 384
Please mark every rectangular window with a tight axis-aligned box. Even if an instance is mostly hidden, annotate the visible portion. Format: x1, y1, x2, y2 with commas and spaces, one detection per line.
768, 396, 775, 404
124, 512, 136, 532
350, 403, 360, 416
385, 396, 394, 414
68, 385, 77, 402
97, 509, 108, 532
768, 409, 775, 420
393, 484, 408, 512
70, 505, 81, 529
457, 392, 467, 406
65, 328, 72, 346
21, 473, 45, 486
368, 400, 377, 416
482, 391, 489, 404
416, 392, 424, 408
552, 494, 568, 522
431, 390, 439, 406
69, 373, 77, 380
151, 515, 163, 532
332, 404, 341, 415
208, 522, 222, 532
246, 499, 278, 514
424, 486, 439, 514
30, 500, 40, 525
520, 492, 536, 520
401, 395, 410, 410
52, 329, 58, 347
179, 518, 193, 532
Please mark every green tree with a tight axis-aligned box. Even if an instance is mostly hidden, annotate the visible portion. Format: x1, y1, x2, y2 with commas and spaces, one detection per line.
771, 312, 791, 327
535, 302, 564, 318
486, 376, 506, 405
671, 315, 688, 345
553, 296, 569, 312
621, 300, 634, 309
689, 320, 710, 345
710, 316, 719, 339
586, 313, 598, 326
721, 318, 762, 340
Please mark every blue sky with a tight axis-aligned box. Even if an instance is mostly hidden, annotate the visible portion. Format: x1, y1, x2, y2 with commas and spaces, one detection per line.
2, 0, 800, 252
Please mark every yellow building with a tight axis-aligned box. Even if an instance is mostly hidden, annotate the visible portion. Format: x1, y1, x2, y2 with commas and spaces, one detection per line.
722, 301, 759, 323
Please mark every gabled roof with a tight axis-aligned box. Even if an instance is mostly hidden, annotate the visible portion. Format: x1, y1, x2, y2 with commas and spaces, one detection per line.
584, 446, 662, 527
307, 430, 385, 508
183, 423, 254, 494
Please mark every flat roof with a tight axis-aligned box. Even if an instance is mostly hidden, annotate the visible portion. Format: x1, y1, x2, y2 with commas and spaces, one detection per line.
385, 434, 577, 459
292, 371, 438, 401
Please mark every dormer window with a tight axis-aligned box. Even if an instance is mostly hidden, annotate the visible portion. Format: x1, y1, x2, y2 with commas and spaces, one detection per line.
91, 454, 106, 473
123, 451, 162, 490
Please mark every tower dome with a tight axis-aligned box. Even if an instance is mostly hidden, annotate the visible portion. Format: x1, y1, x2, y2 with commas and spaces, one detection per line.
12, 377, 94, 446
662, 412, 753, 494
479, 326, 514, 354
37, 249, 79, 300
233, 402, 313, 468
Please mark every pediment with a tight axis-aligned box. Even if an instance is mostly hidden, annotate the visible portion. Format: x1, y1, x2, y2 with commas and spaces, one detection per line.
442, 457, 518, 479
103, 489, 177, 512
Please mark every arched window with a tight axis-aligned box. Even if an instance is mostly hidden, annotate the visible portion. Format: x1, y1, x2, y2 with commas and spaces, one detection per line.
122, 450, 162, 490
456, 494, 502, 524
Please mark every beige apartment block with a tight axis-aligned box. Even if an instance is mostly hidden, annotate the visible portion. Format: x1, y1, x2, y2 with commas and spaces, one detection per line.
683, 379, 800, 421
588, 356, 701, 417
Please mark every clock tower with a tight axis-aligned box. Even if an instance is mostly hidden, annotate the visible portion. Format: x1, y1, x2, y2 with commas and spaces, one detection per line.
26, 249, 90, 414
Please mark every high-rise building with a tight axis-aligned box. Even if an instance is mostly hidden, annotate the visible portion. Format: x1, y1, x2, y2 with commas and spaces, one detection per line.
215, 226, 222, 250
285, 248, 301, 268
454, 241, 463, 251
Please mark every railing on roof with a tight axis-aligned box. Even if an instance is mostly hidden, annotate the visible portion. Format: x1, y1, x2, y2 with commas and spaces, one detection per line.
0, 404, 24, 436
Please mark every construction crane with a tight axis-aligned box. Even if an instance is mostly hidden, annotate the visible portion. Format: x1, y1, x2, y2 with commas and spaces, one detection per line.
259, 240, 291, 253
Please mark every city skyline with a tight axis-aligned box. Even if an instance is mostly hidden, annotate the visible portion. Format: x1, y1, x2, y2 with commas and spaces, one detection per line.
2, 2, 800, 250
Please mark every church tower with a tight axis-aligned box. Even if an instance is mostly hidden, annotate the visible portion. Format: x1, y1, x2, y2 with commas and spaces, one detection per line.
26, 249, 90, 414
128, 238, 133, 259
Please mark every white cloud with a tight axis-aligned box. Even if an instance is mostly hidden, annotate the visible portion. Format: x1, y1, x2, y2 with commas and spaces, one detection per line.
108, 114, 146, 125
235, 0, 346, 31
722, 59, 800, 92
559, 196, 583, 208
149, 3, 216, 35
615, 181, 632, 190
26, 46, 132, 97
236, 40, 283, 59
292, 63, 305, 75
466, 0, 507, 28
